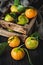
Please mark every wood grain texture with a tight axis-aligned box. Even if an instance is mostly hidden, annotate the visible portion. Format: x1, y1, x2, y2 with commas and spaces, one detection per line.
0, 28, 27, 42
0, 20, 26, 34
0, 17, 36, 35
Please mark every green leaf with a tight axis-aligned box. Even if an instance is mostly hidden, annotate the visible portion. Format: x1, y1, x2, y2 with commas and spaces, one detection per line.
18, 5, 25, 12
0, 42, 8, 55
31, 32, 40, 40
14, 0, 20, 6
10, 13, 17, 19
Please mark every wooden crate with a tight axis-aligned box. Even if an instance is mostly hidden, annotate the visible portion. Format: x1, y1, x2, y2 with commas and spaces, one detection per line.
0, 7, 36, 42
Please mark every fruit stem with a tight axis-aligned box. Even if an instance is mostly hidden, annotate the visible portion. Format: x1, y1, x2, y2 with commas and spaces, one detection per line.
18, 44, 24, 48
24, 48, 33, 65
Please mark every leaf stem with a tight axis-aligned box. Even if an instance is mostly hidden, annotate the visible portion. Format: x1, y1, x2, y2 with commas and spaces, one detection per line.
18, 44, 24, 48
24, 48, 33, 65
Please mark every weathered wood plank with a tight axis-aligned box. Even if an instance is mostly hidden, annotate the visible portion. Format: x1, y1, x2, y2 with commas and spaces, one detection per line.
0, 17, 36, 35
24, 17, 36, 34
0, 20, 26, 34
0, 28, 27, 42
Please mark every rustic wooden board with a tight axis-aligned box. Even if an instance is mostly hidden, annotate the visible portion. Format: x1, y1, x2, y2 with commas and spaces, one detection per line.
0, 28, 27, 41
0, 17, 36, 34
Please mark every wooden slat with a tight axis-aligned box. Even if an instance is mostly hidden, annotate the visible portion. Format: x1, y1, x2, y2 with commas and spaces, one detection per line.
0, 28, 27, 42
0, 20, 26, 34
0, 17, 36, 35
24, 17, 36, 34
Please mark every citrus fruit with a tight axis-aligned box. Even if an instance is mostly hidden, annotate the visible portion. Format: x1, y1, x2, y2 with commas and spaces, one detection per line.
25, 37, 39, 49
11, 47, 25, 60
4, 14, 14, 22
10, 5, 18, 13
25, 8, 38, 19
17, 13, 29, 25
8, 36, 20, 48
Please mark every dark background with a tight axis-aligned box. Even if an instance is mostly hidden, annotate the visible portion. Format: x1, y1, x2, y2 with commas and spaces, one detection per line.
0, 0, 43, 65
